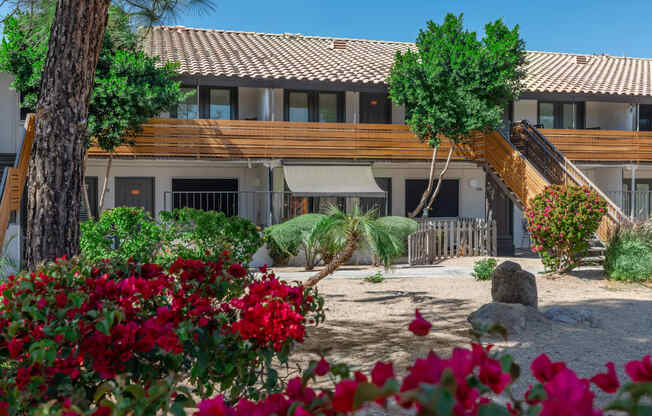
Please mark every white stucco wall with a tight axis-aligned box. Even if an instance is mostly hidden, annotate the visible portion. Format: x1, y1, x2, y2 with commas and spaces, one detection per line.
372, 162, 486, 219
238, 87, 264, 120
0, 73, 21, 154
513, 99, 537, 123
85, 159, 271, 226
585, 102, 634, 130
345, 91, 360, 123
391, 103, 405, 124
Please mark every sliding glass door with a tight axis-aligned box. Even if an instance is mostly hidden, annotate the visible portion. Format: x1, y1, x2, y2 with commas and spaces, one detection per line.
537, 102, 584, 129
285, 91, 344, 122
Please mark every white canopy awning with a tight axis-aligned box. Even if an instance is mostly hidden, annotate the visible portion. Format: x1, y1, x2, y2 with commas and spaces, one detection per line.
283, 164, 385, 197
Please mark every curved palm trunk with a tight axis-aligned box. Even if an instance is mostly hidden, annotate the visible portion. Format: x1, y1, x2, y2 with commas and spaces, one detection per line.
304, 235, 358, 287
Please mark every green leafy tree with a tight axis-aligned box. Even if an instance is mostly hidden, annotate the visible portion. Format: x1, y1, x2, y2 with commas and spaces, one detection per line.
388, 13, 526, 217
1, 3, 188, 218
0, 0, 213, 269
304, 206, 404, 287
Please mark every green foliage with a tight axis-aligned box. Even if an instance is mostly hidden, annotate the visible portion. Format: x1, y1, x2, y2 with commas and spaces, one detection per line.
472, 258, 497, 281
363, 271, 385, 284
159, 208, 262, 264
80, 207, 168, 264
0, 2, 186, 153
262, 214, 326, 265
388, 13, 526, 147
525, 185, 607, 273
81, 207, 263, 266
376, 216, 418, 244
604, 223, 652, 282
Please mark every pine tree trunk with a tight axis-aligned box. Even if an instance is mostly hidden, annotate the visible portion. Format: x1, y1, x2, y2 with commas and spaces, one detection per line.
24, 0, 111, 270
304, 234, 358, 287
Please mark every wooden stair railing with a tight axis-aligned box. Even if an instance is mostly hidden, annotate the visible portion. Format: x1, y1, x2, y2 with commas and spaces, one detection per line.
0, 114, 36, 255
508, 121, 629, 242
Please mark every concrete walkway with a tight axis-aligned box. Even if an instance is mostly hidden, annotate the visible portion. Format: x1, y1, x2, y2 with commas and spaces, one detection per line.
271, 256, 547, 282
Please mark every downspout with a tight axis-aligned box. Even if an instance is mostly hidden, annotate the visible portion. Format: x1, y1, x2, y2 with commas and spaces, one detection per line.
630, 166, 637, 220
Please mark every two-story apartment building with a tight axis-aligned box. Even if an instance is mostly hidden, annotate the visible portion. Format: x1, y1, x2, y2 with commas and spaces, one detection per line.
2, 26, 652, 264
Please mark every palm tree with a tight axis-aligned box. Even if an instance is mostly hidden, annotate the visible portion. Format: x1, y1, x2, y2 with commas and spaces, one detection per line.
304, 206, 403, 287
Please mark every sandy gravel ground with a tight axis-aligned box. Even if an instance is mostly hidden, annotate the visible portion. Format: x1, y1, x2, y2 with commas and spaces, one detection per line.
278, 258, 652, 406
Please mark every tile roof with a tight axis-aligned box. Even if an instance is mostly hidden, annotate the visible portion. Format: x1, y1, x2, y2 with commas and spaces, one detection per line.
145, 26, 652, 97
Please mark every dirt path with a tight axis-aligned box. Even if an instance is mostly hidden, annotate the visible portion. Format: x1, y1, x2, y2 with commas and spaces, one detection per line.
285, 261, 652, 405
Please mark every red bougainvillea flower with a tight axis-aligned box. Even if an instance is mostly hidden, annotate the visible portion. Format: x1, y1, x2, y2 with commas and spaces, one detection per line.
371, 362, 394, 387
408, 309, 432, 336
332, 380, 359, 412
227, 263, 247, 278
194, 395, 234, 416
625, 355, 652, 382
531, 353, 566, 383
315, 357, 330, 376
590, 362, 620, 393
540, 368, 599, 416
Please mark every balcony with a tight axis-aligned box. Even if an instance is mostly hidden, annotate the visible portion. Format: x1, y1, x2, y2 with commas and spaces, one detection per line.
540, 128, 652, 162
88, 118, 484, 161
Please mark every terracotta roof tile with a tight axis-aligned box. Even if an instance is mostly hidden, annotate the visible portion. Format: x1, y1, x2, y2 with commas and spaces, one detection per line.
145, 26, 652, 97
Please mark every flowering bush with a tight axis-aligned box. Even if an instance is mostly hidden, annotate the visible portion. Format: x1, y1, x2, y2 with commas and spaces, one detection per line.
0, 255, 324, 414
188, 311, 652, 416
525, 185, 606, 273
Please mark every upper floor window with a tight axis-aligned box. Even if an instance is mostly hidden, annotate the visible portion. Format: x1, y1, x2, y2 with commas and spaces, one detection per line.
173, 87, 199, 119
171, 87, 237, 120
639, 105, 652, 131
359, 92, 391, 124
284, 90, 344, 122
537, 101, 584, 129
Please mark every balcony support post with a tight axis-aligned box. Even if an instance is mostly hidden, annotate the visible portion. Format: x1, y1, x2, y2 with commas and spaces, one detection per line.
630, 165, 637, 219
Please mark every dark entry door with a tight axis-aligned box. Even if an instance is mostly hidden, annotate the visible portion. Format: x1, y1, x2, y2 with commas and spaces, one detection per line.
115, 177, 155, 215
486, 174, 514, 256
405, 179, 459, 217
360, 92, 391, 124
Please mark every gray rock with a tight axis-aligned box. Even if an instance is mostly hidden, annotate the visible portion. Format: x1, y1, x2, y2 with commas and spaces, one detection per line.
542, 306, 601, 328
491, 261, 538, 308
468, 302, 549, 336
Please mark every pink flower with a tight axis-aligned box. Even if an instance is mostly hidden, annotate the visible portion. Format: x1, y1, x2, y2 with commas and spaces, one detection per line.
625, 355, 652, 382
408, 309, 432, 336
227, 263, 247, 278
479, 357, 511, 394
315, 357, 330, 376
371, 362, 394, 387
540, 369, 599, 416
332, 380, 359, 412
531, 354, 566, 383
8, 337, 24, 359
195, 395, 234, 416
590, 362, 620, 393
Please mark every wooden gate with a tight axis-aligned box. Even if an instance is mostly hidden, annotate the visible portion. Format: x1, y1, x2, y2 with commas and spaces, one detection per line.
408, 218, 497, 265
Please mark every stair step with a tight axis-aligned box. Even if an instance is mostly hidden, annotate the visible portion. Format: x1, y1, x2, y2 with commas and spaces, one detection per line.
581, 256, 605, 264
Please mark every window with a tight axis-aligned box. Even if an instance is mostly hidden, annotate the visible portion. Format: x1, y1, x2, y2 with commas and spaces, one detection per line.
284, 91, 344, 122
172, 178, 238, 216
288, 92, 310, 122
639, 105, 652, 131
405, 179, 459, 217
172, 87, 199, 119
537, 102, 584, 129
360, 177, 392, 216
209, 89, 232, 120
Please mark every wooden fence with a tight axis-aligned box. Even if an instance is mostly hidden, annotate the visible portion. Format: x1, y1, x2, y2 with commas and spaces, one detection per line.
408, 218, 497, 265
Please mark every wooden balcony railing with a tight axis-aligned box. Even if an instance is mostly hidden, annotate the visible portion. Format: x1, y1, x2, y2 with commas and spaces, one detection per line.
88, 118, 485, 161
541, 128, 652, 162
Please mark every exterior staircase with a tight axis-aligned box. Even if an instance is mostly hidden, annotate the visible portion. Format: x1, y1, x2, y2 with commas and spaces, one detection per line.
0, 115, 35, 255
482, 120, 630, 248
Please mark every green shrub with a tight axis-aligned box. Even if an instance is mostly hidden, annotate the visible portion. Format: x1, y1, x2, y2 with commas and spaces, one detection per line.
81, 207, 262, 266
262, 214, 326, 266
525, 185, 606, 273
80, 206, 168, 264
364, 271, 385, 283
160, 208, 262, 264
376, 216, 418, 242
472, 258, 497, 281
604, 223, 652, 282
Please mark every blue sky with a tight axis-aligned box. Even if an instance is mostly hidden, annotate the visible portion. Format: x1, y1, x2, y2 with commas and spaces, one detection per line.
176, 0, 652, 57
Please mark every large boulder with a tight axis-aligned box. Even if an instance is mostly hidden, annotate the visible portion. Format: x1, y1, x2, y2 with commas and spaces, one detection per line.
491, 261, 538, 308
468, 302, 549, 336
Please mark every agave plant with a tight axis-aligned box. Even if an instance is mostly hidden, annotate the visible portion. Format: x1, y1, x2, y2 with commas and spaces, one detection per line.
304, 206, 404, 287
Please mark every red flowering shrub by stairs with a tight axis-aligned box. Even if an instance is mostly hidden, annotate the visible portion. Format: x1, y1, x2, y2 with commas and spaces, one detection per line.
525, 185, 607, 273
0, 254, 324, 414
